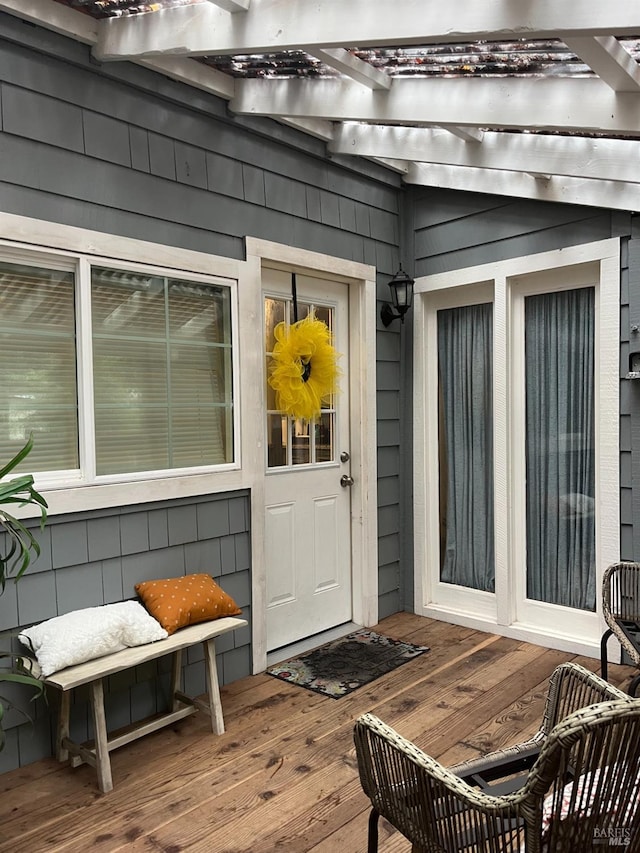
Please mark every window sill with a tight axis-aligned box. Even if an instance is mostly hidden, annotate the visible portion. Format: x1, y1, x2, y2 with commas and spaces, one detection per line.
15, 468, 250, 518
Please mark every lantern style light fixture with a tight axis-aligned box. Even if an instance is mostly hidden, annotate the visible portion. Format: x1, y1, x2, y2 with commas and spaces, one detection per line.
380, 266, 414, 327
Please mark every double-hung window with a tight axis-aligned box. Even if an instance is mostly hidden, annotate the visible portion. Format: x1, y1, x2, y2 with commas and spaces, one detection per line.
0, 248, 236, 484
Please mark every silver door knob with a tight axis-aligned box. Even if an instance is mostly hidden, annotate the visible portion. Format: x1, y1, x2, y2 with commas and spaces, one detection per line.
340, 474, 355, 487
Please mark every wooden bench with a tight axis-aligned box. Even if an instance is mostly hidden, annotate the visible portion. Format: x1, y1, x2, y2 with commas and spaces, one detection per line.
43, 616, 248, 793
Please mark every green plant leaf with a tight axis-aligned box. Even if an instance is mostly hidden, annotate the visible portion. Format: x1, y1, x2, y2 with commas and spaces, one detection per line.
0, 514, 41, 588
0, 435, 48, 750
0, 666, 45, 743
0, 435, 48, 591
0, 433, 34, 480
0, 671, 44, 690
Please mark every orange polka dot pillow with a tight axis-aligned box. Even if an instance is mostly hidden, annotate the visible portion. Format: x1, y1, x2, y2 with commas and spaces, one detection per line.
135, 573, 242, 635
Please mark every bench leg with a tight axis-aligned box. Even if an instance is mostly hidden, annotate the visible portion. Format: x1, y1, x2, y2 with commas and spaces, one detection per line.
171, 649, 183, 712
203, 638, 224, 734
57, 690, 71, 763
90, 678, 113, 794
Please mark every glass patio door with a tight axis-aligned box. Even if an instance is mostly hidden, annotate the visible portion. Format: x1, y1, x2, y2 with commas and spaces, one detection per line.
437, 303, 495, 594
524, 287, 596, 612
415, 242, 619, 653
431, 266, 604, 642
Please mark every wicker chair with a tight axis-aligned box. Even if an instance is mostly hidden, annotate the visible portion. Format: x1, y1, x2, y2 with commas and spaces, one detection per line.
601, 561, 640, 697
354, 662, 639, 853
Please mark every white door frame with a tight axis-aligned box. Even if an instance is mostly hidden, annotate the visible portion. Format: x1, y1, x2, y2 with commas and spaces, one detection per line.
241, 238, 378, 674
413, 238, 620, 659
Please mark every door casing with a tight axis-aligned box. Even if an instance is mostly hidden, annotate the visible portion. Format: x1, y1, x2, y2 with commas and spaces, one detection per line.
241, 238, 378, 674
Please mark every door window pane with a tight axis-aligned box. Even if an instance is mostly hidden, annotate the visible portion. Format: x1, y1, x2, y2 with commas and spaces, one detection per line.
265, 298, 286, 352
438, 303, 494, 592
0, 261, 78, 472
292, 302, 311, 323
292, 419, 310, 465
315, 412, 334, 463
267, 413, 287, 467
92, 268, 233, 475
314, 305, 331, 328
525, 287, 595, 610
265, 298, 336, 469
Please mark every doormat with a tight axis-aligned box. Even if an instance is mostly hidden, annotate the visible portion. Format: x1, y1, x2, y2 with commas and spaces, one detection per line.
267, 629, 430, 699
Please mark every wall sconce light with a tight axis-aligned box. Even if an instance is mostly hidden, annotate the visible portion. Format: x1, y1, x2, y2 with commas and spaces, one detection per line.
380, 266, 414, 327
627, 324, 640, 379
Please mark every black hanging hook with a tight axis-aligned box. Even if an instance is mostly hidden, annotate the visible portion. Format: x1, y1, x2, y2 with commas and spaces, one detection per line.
292, 272, 299, 324
291, 272, 311, 381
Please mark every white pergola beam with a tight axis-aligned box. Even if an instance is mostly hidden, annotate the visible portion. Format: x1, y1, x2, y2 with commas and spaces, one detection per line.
0, 0, 97, 44
3, 0, 640, 214
277, 116, 335, 142
231, 77, 640, 136
94, 0, 640, 60
0, 0, 235, 99
441, 126, 485, 143
205, 0, 251, 11
371, 158, 410, 174
330, 124, 640, 185
138, 55, 236, 100
564, 35, 640, 92
405, 162, 640, 213
305, 49, 391, 90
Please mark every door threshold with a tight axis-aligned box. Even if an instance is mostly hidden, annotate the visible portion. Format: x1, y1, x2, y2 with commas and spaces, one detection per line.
266, 621, 361, 667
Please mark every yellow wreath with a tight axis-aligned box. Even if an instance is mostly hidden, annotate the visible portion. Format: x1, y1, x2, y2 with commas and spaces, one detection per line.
268, 315, 340, 420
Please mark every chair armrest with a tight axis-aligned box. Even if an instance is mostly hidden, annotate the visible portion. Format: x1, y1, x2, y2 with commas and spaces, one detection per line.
450, 740, 543, 794
542, 662, 631, 734
602, 562, 640, 666
449, 662, 630, 791
354, 713, 528, 851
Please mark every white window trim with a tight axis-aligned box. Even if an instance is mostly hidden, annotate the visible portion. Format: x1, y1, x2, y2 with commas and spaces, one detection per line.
413, 238, 620, 658
81, 254, 240, 487
0, 212, 245, 517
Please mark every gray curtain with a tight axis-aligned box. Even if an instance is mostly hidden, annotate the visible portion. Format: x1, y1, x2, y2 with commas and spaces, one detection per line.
438, 303, 494, 592
525, 287, 595, 611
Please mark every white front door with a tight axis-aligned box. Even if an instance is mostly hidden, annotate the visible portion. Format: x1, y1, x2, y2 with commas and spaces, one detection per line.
263, 268, 352, 651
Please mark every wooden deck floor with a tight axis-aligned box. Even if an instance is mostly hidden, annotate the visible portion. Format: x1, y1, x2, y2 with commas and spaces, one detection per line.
0, 613, 634, 853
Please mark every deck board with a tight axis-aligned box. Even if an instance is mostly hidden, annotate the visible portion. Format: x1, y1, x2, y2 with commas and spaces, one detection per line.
0, 615, 634, 853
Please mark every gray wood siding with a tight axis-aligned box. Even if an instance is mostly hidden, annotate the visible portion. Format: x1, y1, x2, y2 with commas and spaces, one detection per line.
0, 15, 403, 771
412, 189, 617, 277
0, 15, 400, 265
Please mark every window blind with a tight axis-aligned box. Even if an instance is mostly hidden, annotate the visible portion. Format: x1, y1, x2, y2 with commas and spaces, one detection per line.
0, 262, 78, 472
91, 268, 233, 475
